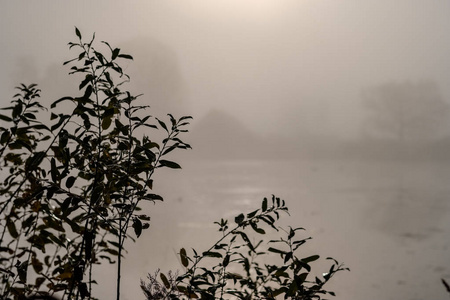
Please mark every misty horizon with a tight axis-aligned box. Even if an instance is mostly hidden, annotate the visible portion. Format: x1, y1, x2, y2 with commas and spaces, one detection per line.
2, 1, 450, 141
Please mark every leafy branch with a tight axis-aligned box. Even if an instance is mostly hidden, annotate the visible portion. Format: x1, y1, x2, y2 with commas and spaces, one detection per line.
143, 196, 348, 300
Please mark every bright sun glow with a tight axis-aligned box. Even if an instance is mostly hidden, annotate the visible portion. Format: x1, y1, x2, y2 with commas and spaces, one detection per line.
184, 0, 295, 23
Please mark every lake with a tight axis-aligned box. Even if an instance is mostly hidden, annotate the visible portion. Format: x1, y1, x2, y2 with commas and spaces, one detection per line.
97, 158, 450, 300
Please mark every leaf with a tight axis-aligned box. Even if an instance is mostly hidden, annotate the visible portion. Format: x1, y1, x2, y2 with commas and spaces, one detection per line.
51, 114, 70, 131
12, 103, 22, 119
118, 54, 133, 60
259, 215, 276, 228
24, 113, 36, 120
250, 221, 265, 234
83, 84, 93, 99
63, 57, 77, 66
25, 151, 46, 171
112, 48, 120, 60
237, 231, 255, 252
159, 160, 181, 169
235, 213, 245, 225
160, 273, 170, 288
302, 255, 320, 263
295, 272, 308, 286
79, 74, 93, 90
133, 218, 143, 238
79, 282, 89, 298
138, 215, 151, 221
179, 116, 193, 121
284, 252, 293, 263
296, 260, 311, 272
35, 277, 45, 288
274, 266, 289, 277
180, 248, 189, 268
104, 71, 113, 86
102, 116, 112, 130
287, 279, 298, 296
31, 124, 50, 131
246, 209, 259, 219
442, 279, 450, 293
6, 219, 18, 238
326, 257, 338, 264
31, 257, 43, 273
16, 261, 28, 283
288, 227, 295, 240
94, 51, 105, 64
268, 247, 287, 255
223, 254, 230, 267
51, 96, 73, 108
156, 118, 168, 132
66, 176, 76, 189
167, 113, 176, 126
75, 27, 82, 39
0, 131, 10, 144
0, 114, 12, 122
142, 194, 163, 201
162, 144, 178, 155
78, 51, 86, 61
50, 158, 60, 183
262, 197, 268, 212
202, 251, 222, 258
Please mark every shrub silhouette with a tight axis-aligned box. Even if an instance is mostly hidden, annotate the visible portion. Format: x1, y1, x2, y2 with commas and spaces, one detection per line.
142, 196, 349, 300
0, 28, 191, 300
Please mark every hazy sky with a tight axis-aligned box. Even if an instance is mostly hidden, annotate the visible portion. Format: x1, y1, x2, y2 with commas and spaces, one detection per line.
1, 0, 450, 138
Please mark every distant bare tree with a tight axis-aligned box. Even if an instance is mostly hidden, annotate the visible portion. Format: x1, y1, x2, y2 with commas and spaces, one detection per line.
362, 80, 450, 141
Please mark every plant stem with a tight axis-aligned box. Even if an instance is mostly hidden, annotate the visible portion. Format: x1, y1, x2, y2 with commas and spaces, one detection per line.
117, 217, 122, 300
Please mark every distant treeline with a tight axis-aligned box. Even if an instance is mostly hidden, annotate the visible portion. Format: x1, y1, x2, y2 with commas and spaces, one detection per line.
186, 133, 450, 161
335, 137, 450, 161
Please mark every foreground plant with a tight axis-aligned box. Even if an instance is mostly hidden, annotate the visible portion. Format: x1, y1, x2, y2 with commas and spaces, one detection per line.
142, 196, 348, 299
0, 28, 191, 299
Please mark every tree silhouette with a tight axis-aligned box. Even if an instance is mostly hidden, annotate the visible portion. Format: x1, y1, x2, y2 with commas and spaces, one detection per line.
362, 80, 449, 142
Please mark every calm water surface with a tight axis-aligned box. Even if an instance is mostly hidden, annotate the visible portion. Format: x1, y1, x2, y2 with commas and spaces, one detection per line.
98, 158, 450, 300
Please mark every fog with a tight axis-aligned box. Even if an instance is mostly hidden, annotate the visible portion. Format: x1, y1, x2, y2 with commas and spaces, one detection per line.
2, 1, 450, 140
1, 1, 450, 299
